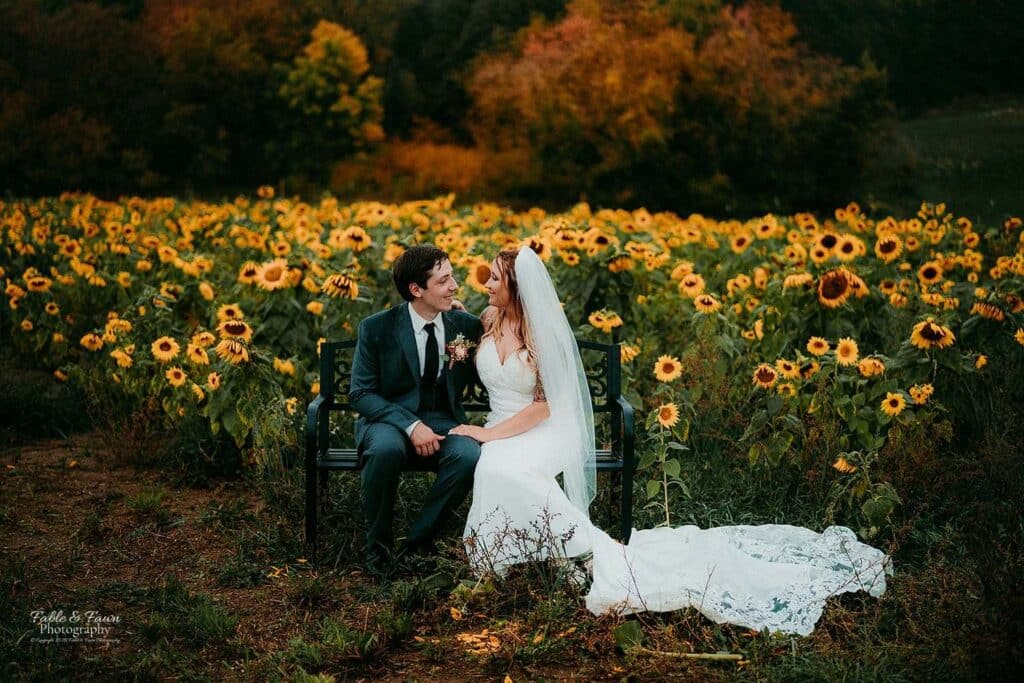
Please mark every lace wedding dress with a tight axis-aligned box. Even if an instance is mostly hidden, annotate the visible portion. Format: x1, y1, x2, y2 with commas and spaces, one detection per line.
463, 337, 891, 636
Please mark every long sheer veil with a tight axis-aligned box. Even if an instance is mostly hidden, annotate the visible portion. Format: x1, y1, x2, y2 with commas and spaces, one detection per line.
514, 247, 596, 517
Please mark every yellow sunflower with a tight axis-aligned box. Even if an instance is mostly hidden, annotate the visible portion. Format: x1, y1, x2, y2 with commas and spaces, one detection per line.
833, 457, 857, 474
917, 261, 943, 286
806, 336, 829, 356
191, 331, 217, 348
215, 338, 250, 365
620, 344, 640, 363
322, 273, 359, 300
817, 269, 851, 308
693, 294, 722, 314
656, 402, 680, 429
910, 318, 956, 350
273, 357, 296, 376
187, 343, 210, 366
217, 319, 253, 342
799, 360, 821, 379
881, 392, 906, 417
165, 366, 187, 388
874, 235, 902, 263
752, 363, 779, 389
678, 273, 705, 298
783, 272, 814, 290
908, 383, 933, 405
654, 355, 683, 382
80, 333, 104, 352
1016, 328, 1024, 346
835, 337, 859, 366
207, 371, 222, 391
151, 336, 180, 362
858, 357, 886, 378
216, 304, 244, 322
238, 261, 260, 284
775, 359, 800, 379
256, 259, 291, 291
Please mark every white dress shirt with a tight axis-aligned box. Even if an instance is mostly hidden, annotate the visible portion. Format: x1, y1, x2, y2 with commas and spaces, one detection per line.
405, 303, 445, 436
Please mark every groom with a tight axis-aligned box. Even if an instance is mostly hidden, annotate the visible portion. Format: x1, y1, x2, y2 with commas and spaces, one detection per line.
349, 244, 484, 572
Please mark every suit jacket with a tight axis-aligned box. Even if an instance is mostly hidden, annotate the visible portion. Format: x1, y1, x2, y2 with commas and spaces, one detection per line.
349, 304, 484, 449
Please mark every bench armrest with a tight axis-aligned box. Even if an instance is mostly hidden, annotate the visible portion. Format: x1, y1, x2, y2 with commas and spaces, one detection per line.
305, 394, 328, 469
615, 395, 636, 471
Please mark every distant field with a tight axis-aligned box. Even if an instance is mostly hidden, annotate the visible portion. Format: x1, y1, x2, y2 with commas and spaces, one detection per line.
866, 95, 1024, 223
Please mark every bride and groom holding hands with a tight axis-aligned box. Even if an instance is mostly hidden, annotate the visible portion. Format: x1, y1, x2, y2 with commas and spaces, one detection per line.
349, 244, 890, 636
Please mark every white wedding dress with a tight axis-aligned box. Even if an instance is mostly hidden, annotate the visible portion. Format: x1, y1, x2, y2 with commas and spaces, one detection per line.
463, 337, 891, 636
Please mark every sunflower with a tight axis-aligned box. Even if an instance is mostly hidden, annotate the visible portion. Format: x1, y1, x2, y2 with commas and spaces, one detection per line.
607, 254, 633, 273
910, 318, 956, 350
783, 272, 814, 290
730, 233, 751, 254
467, 259, 492, 293
799, 360, 821, 379
752, 363, 778, 389
44, 302, 60, 315
238, 261, 260, 284
273, 357, 296, 376
165, 366, 187, 388
217, 319, 253, 342
216, 303, 244, 322
678, 273, 705, 298
654, 355, 683, 382
874, 235, 902, 263
620, 344, 640, 363
834, 236, 859, 262
835, 337, 860, 366
917, 261, 943, 286
27, 276, 52, 292
775, 359, 800, 379
191, 331, 216, 348
693, 294, 722, 314
656, 402, 680, 429
342, 226, 373, 252
198, 282, 215, 301
110, 348, 134, 369
908, 383, 934, 405
833, 457, 857, 474
975, 354, 988, 369
215, 338, 250, 365
881, 392, 907, 417
151, 336, 180, 362
858, 357, 886, 378
256, 259, 291, 291
1016, 328, 1024, 346
207, 371, 222, 391
322, 273, 359, 300
187, 343, 210, 365
817, 269, 851, 308
970, 301, 1005, 322
561, 251, 581, 266
806, 336, 829, 356
776, 382, 797, 397
306, 301, 324, 316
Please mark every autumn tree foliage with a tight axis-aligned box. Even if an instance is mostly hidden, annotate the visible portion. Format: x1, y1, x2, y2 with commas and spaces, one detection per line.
467, 0, 890, 213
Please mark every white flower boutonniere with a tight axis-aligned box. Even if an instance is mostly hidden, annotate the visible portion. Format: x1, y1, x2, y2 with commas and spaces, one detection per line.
444, 334, 477, 369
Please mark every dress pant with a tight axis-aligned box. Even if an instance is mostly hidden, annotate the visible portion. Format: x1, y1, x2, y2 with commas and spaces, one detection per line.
360, 409, 480, 561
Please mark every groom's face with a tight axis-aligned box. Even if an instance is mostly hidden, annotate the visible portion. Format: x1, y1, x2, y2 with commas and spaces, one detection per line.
410, 258, 458, 315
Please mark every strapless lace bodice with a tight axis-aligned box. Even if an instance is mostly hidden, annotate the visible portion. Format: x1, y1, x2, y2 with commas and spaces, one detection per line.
475, 337, 537, 424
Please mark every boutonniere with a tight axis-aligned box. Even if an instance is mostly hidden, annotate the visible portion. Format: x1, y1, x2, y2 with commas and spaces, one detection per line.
443, 334, 477, 369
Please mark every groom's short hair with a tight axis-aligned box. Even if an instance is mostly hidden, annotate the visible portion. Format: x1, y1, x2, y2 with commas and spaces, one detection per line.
393, 245, 449, 302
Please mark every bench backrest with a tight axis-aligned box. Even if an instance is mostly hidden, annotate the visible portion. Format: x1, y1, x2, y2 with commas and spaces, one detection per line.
318, 338, 622, 413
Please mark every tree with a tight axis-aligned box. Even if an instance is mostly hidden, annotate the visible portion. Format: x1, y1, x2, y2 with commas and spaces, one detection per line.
269, 20, 386, 184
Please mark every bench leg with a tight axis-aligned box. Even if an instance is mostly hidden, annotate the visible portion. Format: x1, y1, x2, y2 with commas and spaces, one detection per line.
608, 471, 621, 536
305, 465, 318, 553
620, 466, 633, 544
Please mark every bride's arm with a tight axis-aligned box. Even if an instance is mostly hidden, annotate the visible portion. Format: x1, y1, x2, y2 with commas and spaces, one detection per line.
449, 372, 549, 442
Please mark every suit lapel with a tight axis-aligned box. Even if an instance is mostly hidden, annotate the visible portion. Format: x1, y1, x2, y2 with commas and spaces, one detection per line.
393, 304, 420, 382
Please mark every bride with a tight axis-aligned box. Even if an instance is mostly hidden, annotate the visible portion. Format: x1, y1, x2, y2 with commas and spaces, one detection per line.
448, 247, 890, 636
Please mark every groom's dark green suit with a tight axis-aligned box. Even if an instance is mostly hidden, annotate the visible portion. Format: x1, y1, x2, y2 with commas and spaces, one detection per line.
349, 303, 484, 564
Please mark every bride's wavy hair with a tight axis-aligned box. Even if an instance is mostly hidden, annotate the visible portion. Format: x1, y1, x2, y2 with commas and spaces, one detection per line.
482, 249, 537, 368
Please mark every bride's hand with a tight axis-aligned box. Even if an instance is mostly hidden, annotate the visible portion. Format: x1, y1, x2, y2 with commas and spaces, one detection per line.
448, 424, 488, 442
450, 298, 466, 311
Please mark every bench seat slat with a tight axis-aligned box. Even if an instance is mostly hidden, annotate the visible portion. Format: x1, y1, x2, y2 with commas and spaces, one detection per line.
318, 447, 624, 470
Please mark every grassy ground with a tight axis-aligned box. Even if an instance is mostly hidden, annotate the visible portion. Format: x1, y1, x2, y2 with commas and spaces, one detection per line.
2, 414, 1022, 681
863, 94, 1024, 224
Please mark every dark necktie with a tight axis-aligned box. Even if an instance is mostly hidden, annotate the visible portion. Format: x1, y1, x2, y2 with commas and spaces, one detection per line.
422, 322, 439, 385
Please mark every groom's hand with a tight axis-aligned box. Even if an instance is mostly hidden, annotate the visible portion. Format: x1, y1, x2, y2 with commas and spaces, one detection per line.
410, 423, 444, 457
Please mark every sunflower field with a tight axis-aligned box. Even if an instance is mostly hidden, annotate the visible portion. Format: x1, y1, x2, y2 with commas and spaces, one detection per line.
3, 191, 1023, 537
